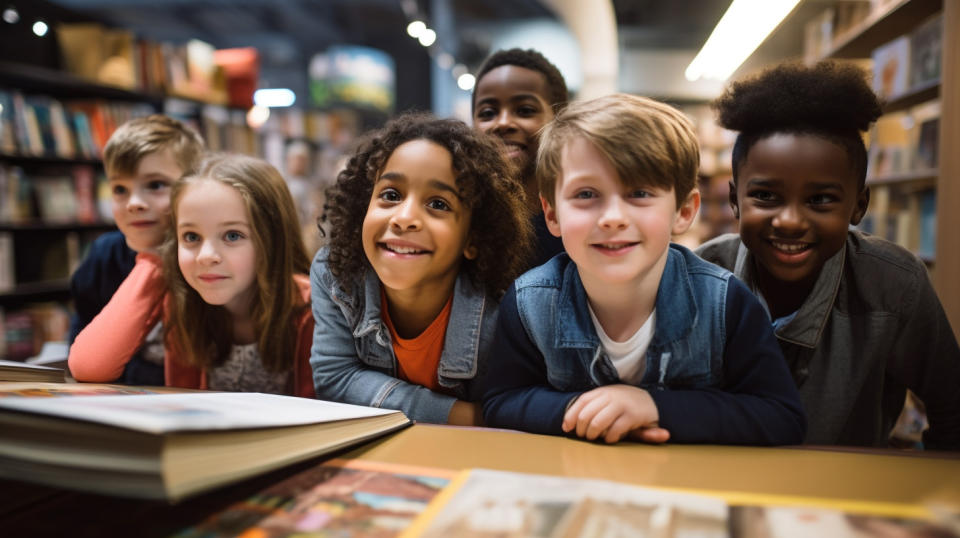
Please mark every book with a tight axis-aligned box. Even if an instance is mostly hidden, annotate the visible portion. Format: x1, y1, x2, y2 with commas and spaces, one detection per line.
0, 359, 64, 383
910, 13, 943, 90
179, 459, 455, 537
0, 391, 410, 501
872, 36, 911, 100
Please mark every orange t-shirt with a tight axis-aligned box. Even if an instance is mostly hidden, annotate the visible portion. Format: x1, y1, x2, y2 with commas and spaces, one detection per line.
381, 291, 453, 393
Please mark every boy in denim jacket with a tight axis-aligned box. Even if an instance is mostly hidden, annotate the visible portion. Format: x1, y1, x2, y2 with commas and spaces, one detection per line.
479, 94, 806, 445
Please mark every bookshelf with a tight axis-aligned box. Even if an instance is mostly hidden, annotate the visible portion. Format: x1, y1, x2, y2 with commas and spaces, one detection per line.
733, 0, 958, 341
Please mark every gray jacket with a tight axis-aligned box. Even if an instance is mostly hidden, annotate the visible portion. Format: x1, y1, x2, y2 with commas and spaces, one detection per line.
309, 247, 497, 424
697, 231, 960, 449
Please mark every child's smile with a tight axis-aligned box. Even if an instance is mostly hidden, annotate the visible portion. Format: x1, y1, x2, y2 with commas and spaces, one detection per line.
733, 133, 868, 292
362, 139, 476, 302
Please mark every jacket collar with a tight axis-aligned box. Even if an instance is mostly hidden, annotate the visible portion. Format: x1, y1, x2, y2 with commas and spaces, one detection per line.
555, 246, 698, 349
354, 268, 485, 379
733, 239, 845, 348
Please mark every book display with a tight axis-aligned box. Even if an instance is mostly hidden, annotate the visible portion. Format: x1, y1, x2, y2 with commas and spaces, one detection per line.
0, 391, 410, 501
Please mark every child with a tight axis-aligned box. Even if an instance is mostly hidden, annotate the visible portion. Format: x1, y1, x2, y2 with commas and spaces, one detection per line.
69, 154, 315, 397
311, 113, 533, 424
472, 48, 568, 268
697, 61, 960, 449
479, 94, 806, 445
69, 114, 205, 385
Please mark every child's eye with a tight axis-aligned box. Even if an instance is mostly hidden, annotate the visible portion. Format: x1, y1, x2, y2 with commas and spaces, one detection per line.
517, 105, 539, 117
573, 190, 597, 200
748, 190, 778, 203
224, 230, 245, 242
808, 193, 838, 206
146, 180, 171, 191
628, 189, 651, 199
426, 198, 451, 211
377, 188, 401, 203
181, 231, 200, 243
111, 185, 128, 196
475, 107, 496, 121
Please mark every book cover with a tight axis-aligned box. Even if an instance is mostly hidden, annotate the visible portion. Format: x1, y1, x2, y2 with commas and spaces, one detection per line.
0, 392, 410, 501
33, 175, 78, 223
910, 13, 942, 89
915, 117, 940, 170
872, 36, 911, 100
179, 459, 455, 537
72, 165, 98, 223
0, 231, 13, 292
0, 90, 17, 154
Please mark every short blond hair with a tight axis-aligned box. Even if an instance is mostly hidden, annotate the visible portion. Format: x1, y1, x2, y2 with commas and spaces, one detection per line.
537, 93, 699, 208
103, 114, 205, 178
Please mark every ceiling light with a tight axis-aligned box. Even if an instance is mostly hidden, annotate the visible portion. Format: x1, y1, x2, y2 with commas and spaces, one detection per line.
2, 7, 18, 24
406, 20, 426, 38
32, 20, 48, 37
418, 29, 436, 47
457, 73, 475, 91
246, 105, 270, 129
254, 88, 296, 108
685, 0, 801, 81
436, 52, 454, 70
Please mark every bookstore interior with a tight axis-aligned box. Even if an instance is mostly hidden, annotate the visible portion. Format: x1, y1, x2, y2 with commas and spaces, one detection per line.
1, 0, 959, 535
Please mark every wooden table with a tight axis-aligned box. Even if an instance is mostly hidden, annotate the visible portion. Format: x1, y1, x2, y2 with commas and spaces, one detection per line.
2, 424, 958, 536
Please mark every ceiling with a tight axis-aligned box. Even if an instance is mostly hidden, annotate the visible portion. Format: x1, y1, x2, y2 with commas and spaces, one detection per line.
38, 0, 728, 111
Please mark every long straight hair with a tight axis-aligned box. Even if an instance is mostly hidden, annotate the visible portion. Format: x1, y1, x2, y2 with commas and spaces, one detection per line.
162, 153, 311, 372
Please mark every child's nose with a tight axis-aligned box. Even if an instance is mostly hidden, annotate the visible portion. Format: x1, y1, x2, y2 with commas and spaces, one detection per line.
389, 200, 421, 231
197, 241, 221, 264
127, 191, 148, 212
492, 110, 516, 133
772, 203, 807, 232
598, 198, 628, 229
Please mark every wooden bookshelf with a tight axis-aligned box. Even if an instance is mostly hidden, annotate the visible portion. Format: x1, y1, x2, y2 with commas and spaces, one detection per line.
866, 169, 937, 187
882, 80, 940, 114
0, 222, 116, 232
0, 279, 71, 304
826, 0, 942, 59
934, 0, 959, 339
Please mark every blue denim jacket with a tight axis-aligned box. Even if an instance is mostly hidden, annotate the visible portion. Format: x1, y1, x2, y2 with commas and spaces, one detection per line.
517, 245, 728, 392
480, 244, 806, 444
310, 247, 497, 424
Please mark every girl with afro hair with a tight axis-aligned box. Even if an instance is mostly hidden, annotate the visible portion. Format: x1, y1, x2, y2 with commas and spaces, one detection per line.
697, 61, 960, 449
310, 113, 533, 425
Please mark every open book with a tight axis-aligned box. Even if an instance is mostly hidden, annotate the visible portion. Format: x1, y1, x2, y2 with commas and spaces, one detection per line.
0, 391, 409, 501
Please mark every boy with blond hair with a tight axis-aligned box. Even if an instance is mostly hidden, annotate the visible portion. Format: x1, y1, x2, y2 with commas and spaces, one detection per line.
479, 94, 806, 445
69, 114, 204, 384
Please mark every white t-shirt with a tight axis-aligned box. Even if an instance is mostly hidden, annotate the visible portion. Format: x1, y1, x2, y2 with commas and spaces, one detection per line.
588, 306, 656, 385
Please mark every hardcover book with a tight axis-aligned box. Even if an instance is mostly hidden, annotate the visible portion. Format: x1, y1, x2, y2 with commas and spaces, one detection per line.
0, 391, 410, 501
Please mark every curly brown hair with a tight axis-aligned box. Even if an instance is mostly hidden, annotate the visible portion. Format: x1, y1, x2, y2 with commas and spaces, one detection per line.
324, 113, 533, 297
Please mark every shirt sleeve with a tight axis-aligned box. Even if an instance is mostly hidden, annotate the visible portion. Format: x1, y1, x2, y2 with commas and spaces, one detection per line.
67, 253, 165, 382
649, 277, 808, 445
478, 284, 581, 435
890, 269, 960, 450
309, 263, 458, 424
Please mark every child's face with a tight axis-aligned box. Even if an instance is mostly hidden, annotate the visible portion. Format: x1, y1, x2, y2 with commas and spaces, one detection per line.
473, 65, 554, 180
543, 137, 698, 291
110, 149, 181, 253
176, 180, 258, 315
361, 139, 476, 300
732, 133, 868, 287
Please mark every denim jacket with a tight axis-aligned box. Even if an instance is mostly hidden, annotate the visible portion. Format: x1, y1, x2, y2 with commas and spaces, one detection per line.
310, 247, 498, 424
697, 231, 960, 449
479, 244, 806, 445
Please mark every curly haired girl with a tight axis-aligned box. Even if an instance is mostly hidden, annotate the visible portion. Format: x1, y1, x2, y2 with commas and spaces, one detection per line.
697, 61, 960, 449
311, 113, 533, 425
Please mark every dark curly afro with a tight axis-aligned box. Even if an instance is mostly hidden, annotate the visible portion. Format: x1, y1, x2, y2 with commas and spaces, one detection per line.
473, 48, 569, 114
324, 112, 534, 298
713, 61, 882, 188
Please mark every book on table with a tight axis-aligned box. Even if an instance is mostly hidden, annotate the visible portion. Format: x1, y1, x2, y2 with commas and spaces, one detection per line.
0, 391, 410, 501
0, 359, 65, 383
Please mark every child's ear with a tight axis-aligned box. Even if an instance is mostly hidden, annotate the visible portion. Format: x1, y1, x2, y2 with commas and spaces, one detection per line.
541, 195, 562, 238
728, 180, 740, 219
850, 186, 870, 225
672, 189, 701, 235
463, 243, 478, 260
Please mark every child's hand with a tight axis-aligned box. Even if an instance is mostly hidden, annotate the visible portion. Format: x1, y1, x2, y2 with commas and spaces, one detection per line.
447, 400, 483, 426
562, 385, 661, 444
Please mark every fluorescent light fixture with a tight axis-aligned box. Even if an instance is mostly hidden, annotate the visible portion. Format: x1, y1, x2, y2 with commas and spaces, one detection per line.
406, 20, 426, 38
457, 73, 475, 91
253, 88, 296, 108
418, 28, 436, 47
32, 20, 48, 36
685, 0, 800, 81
